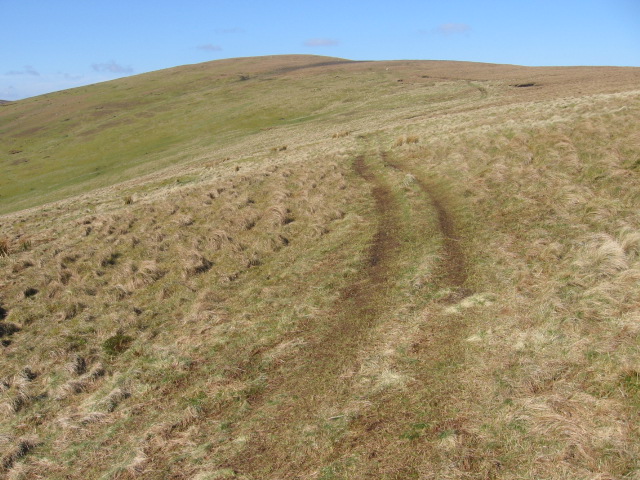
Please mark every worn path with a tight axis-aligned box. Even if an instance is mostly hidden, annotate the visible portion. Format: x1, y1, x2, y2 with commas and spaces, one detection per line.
382, 151, 469, 296
229, 151, 470, 477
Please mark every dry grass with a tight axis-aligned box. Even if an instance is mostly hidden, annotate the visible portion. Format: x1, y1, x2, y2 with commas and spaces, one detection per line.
0, 237, 9, 256
332, 130, 351, 138
0, 55, 639, 479
1, 435, 39, 473
394, 134, 420, 147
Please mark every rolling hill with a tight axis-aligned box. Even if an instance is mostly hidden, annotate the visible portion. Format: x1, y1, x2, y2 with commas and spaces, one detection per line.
1, 55, 640, 479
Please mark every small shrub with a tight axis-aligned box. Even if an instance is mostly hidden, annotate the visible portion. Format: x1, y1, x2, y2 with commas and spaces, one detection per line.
102, 334, 134, 356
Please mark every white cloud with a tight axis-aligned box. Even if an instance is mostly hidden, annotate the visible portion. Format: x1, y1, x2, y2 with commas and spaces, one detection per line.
304, 38, 339, 47
197, 43, 223, 52
0, 72, 92, 100
436, 23, 472, 35
0, 85, 18, 100
63, 73, 84, 81
91, 60, 133, 74
214, 27, 243, 34
5, 65, 40, 76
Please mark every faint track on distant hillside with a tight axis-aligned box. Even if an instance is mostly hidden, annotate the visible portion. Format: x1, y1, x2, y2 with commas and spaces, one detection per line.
264, 60, 370, 76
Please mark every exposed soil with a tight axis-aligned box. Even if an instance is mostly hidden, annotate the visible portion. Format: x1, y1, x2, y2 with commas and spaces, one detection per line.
301, 154, 402, 356
229, 154, 405, 475
224, 151, 476, 477
381, 152, 469, 294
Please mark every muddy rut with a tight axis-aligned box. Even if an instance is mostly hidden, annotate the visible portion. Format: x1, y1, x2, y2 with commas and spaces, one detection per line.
382, 151, 469, 293
260, 154, 402, 395
229, 155, 404, 472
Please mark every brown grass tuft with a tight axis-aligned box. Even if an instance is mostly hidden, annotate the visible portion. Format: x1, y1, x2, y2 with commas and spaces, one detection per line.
209, 230, 232, 250
175, 214, 194, 227
65, 355, 87, 376
100, 387, 131, 412
0, 237, 9, 256
1, 436, 39, 472
0, 322, 21, 337
56, 363, 105, 399
182, 252, 213, 278
268, 205, 294, 226
394, 135, 419, 147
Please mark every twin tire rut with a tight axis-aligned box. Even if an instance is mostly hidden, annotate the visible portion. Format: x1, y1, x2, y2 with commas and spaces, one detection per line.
231, 151, 469, 475
381, 151, 469, 294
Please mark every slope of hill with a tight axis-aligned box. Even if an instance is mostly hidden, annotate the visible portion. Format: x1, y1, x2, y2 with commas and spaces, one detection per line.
1, 55, 640, 479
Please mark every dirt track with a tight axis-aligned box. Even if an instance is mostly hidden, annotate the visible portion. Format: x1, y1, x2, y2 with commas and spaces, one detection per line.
228, 152, 470, 476
227, 154, 405, 474
381, 152, 469, 296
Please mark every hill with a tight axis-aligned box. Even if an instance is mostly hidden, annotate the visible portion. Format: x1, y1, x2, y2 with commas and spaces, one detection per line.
1, 55, 640, 479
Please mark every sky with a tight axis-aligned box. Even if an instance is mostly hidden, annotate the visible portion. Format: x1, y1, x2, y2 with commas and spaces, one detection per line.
2, 0, 639, 100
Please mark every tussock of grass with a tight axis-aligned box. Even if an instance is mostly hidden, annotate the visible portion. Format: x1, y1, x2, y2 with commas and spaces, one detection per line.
102, 334, 134, 356
182, 252, 213, 278
0, 435, 39, 473
332, 130, 351, 138
393, 134, 419, 147
0, 237, 9, 256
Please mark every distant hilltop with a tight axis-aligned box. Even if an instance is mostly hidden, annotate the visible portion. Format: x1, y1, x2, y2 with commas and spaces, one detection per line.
0, 100, 11, 104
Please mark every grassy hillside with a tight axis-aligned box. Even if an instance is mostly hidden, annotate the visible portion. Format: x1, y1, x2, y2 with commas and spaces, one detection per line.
1, 55, 640, 479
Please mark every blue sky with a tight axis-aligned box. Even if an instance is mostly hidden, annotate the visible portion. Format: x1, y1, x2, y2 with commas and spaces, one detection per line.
2, 0, 639, 100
